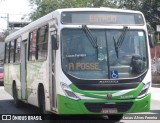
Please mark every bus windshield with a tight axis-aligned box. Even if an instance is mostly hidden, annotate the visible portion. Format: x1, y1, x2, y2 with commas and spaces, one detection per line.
61, 28, 148, 79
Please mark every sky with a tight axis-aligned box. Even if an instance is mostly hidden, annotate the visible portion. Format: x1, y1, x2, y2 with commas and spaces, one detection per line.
0, 0, 31, 31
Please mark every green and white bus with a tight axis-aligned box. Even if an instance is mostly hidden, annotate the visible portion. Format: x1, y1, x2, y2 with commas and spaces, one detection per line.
4, 8, 154, 120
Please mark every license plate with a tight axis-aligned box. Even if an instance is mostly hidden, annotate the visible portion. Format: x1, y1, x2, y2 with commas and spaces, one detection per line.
101, 108, 118, 114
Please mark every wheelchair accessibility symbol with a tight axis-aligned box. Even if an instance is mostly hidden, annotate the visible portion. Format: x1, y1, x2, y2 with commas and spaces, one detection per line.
110, 70, 119, 79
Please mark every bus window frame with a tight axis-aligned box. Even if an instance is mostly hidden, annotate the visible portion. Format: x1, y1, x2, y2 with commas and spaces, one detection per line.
4, 43, 7, 64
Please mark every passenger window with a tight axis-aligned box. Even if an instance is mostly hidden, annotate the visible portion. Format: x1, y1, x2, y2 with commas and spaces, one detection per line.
29, 30, 37, 61
37, 25, 48, 60
10, 41, 15, 63
15, 39, 21, 63
5, 42, 10, 63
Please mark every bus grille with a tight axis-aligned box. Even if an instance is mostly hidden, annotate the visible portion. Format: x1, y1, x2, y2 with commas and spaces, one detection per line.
84, 102, 133, 113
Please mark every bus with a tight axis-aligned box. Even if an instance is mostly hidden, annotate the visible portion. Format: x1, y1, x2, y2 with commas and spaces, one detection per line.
4, 8, 154, 120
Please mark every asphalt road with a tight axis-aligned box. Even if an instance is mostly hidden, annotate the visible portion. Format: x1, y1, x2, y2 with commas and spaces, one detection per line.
0, 86, 160, 123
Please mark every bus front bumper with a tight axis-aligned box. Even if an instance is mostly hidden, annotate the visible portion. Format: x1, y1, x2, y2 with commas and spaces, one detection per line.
57, 93, 151, 114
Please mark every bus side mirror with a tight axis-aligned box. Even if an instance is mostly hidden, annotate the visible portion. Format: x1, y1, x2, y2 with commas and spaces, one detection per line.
148, 33, 154, 48
52, 35, 58, 50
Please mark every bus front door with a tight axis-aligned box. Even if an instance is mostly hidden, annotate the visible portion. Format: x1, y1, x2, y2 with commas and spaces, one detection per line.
50, 30, 57, 110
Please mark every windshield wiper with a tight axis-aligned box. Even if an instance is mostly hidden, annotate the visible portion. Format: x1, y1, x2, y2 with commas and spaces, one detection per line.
82, 25, 98, 48
113, 26, 129, 58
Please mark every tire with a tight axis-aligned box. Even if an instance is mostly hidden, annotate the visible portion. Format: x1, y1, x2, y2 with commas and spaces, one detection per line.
12, 83, 21, 107
38, 85, 47, 114
108, 114, 123, 121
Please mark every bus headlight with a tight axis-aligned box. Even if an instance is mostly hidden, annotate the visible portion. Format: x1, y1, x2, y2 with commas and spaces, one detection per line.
138, 82, 150, 98
60, 82, 80, 100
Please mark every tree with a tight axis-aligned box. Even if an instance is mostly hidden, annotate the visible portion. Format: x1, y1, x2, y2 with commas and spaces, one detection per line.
117, 0, 140, 9
140, 0, 160, 31
29, 0, 160, 32
117, 0, 160, 31
29, 0, 117, 21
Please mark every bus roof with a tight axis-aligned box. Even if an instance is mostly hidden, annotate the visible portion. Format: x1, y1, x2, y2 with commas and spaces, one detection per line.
5, 8, 143, 42
56, 7, 142, 14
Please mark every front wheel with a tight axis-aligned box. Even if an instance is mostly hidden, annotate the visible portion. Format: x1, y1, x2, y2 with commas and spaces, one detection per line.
38, 85, 47, 114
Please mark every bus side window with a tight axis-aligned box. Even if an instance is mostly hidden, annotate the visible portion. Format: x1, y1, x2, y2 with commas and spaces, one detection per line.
29, 30, 37, 61
4, 43, 8, 64
4, 43, 6, 64
5, 42, 10, 64
36, 25, 48, 60
10, 41, 15, 63
15, 39, 21, 63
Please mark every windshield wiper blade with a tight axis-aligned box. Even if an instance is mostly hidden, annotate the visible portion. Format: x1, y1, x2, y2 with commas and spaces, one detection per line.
82, 25, 98, 48
113, 36, 119, 58
117, 26, 128, 48
113, 26, 129, 58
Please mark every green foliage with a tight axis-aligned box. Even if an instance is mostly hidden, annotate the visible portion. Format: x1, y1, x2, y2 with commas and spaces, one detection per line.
29, 0, 160, 33
117, 0, 160, 31
117, 0, 139, 9
140, 0, 160, 31
29, 0, 117, 21
29, 0, 59, 20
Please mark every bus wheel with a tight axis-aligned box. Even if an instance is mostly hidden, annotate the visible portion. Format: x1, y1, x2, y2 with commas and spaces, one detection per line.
38, 85, 46, 114
12, 83, 21, 107
107, 114, 123, 121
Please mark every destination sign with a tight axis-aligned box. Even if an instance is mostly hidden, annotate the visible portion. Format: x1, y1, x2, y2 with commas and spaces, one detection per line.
68, 62, 99, 71
61, 11, 144, 25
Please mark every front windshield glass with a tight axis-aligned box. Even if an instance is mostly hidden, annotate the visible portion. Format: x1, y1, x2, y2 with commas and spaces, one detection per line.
61, 28, 148, 79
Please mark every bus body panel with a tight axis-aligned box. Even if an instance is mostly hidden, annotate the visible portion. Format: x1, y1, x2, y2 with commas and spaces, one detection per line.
4, 64, 21, 98
57, 93, 151, 114
26, 61, 47, 106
